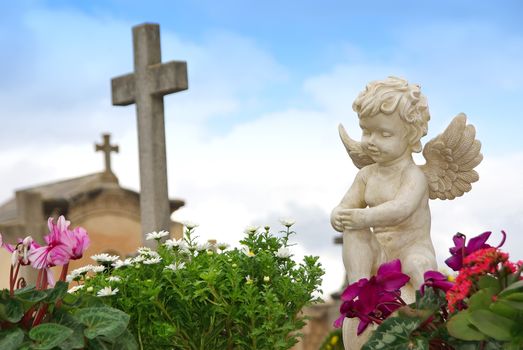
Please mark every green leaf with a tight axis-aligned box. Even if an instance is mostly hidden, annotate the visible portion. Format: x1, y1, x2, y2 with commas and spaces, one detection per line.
362, 317, 422, 350
75, 306, 130, 340
496, 299, 523, 311
0, 328, 24, 350
468, 288, 495, 311
501, 342, 521, 350
53, 309, 86, 349
14, 285, 36, 295
446, 311, 486, 341
416, 287, 446, 311
478, 275, 500, 291
110, 329, 138, 350
505, 292, 523, 302
29, 323, 74, 350
15, 288, 47, 304
490, 300, 519, 319
469, 309, 515, 341
45, 281, 68, 303
0, 298, 24, 322
499, 280, 523, 297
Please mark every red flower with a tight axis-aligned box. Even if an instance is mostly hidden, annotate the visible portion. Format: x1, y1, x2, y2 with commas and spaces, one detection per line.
445, 246, 511, 312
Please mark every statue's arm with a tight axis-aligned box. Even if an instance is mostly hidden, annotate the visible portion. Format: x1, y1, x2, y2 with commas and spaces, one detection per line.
364, 168, 427, 227
331, 170, 367, 232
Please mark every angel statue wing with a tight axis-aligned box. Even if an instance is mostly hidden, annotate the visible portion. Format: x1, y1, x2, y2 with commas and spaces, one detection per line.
420, 113, 483, 200
338, 123, 374, 169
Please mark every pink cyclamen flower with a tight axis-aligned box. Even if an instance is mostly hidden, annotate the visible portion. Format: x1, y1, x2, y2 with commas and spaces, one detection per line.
1, 234, 38, 266
28, 216, 89, 269
69, 226, 90, 259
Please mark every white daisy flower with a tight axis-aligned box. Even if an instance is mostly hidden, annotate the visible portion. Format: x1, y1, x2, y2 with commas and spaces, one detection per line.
91, 253, 119, 263
131, 255, 145, 264
197, 242, 211, 251
66, 274, 76, 283
275, 247, 291, 259
66, 267, 88, 282
143, 256, 162, 265
182, 221, 199, 230
178, 240, 190, 252
241, 245, 255, 257
244, 226, 259, 235
279, 218, 296, 228
164, 262, 186, 271
164, 238, 183, 249
145, 230, 170, 240
67, 285, 85, 294
97, 286, 119, 297
140, 250, 160, 259
90, 265, 106, 273
137, 246, 152, 254
263, 276, 270, 283
217, 242, 229, 250
71, 266, 92, 275
107, 276, 122, 283
112, 258, 133, 269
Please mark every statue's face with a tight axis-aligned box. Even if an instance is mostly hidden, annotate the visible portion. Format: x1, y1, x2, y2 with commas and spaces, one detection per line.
359, 111, 410, 165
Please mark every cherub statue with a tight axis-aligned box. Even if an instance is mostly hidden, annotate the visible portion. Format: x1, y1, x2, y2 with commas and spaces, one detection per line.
330, 76, 482, 347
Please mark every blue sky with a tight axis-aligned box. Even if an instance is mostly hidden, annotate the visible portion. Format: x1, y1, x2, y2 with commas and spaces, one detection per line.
1, 1, 522, 296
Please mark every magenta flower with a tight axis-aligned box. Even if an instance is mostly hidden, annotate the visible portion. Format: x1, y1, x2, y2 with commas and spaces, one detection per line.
375, 259, 411, 291
334, 259, 410, 334
28, 216, 90, 269
445, 231, 506, 271
420, 270, 454, 295
69, 226, 90, 259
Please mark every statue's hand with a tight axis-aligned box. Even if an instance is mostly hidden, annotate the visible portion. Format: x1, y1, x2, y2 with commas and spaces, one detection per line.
339, 208, 368, 230
330, 206, 345, 232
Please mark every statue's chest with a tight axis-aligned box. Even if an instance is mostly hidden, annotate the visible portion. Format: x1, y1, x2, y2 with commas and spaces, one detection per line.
365, 173, 402, 207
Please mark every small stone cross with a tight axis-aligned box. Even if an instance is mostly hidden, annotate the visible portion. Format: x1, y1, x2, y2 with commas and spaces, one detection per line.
111, 23, 188, 245
95, 133, 119, 174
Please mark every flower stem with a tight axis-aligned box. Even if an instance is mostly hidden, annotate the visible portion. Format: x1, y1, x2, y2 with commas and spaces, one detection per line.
366, 314, 383, 324
36, 269, 43, 290
59, 262, 69, 282
9, 264, 14, 296
32, 304, 49, 327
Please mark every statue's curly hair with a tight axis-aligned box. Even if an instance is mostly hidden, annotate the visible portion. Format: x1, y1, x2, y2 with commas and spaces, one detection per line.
352, 76, 430, 153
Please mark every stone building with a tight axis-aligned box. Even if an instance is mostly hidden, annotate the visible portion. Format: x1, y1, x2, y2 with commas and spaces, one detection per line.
0, 134, 184, 288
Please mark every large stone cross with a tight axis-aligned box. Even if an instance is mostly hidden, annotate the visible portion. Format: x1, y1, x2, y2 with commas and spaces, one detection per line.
95, 133, 119, 180
111, 23, 188, 244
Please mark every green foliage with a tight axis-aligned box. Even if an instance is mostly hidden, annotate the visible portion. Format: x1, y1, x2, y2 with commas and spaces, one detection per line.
76, 307, 130, 340
446, 271, 523, 347
78, 224, 324, 349
362, 317, 425, 350
29, 323, 74, 350
0, 328, 24, 350
0, 281, 135, 350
